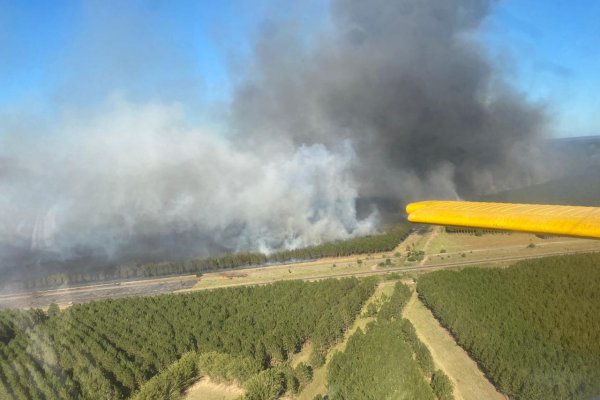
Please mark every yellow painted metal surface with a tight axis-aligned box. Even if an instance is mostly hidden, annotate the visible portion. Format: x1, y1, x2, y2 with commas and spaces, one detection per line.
406, 200, 600, 239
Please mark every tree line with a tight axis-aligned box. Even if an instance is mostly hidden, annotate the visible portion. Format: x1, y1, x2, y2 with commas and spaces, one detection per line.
268, 226, 411, 263
12, 225, 411, 290
0, 277, 377, 399
418, 253, 600, 400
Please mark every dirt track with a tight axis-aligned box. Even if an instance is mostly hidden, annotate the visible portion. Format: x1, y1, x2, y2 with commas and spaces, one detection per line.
419, 226, 441, 266
404, 291, 505, 400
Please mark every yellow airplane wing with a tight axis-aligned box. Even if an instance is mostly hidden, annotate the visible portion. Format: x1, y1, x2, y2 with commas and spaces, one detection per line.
406, 200, 600, 239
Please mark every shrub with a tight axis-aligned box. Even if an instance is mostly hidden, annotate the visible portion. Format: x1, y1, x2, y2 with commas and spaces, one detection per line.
365, 303, 378, 317
295, 362, 313, 387
398, 320, 435, 376
244, 369, 285, 400
309, 349, 326, 368
414, 342, 435, 376
431, 370, 454, 400
378, 283, 411, 321
132, 352, 198, 400
278, 364, 300, 394
197, 351, 262, 384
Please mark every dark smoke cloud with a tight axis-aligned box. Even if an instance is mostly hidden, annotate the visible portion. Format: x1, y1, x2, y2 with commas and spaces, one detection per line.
233, 0, 547, 199
0, 0, 548, 278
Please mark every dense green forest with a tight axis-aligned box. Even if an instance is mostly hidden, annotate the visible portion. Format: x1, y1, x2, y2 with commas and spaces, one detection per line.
327, 282, 453, 400
418, 253, 600, 400
16, 225, 411, 290
0, 278, 376, 399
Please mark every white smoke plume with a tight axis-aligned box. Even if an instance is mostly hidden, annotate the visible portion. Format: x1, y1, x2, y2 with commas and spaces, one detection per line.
0, 96, 376, 270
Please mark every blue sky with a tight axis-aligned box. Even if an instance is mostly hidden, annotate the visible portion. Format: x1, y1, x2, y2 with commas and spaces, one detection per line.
484, 0, 600, 136
0, 1, 263, 108
0, 0, 598, 137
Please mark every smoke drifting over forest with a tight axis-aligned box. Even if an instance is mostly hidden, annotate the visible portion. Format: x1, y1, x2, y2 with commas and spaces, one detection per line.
0, 0, 547, 274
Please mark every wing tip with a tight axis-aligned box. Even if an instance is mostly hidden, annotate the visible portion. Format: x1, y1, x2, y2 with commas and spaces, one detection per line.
406, 201, 438, 215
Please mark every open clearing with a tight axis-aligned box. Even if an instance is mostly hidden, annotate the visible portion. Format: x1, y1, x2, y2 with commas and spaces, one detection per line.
298, 280, 397, 400
403, 291, 505, 400
188, 255, 377, 291
422, 229, 600, 265
183, 376, 244, 400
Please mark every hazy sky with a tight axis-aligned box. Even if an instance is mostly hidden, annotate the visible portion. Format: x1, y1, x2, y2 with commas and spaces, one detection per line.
0, 0, 598, 137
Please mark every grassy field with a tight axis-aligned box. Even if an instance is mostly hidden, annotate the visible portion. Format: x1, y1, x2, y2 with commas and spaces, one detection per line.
415, 229, 600, 266
183, 377, 244, 400
184, 247, 405, 291
403, 290, 504, 400
297, 280, 397, 400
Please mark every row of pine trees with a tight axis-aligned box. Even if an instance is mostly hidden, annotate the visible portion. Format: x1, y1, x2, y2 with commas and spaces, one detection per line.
418, 253, 600, 400
16, 225, 411, 290
0, 278, 377, 399
327, 282, 454, 400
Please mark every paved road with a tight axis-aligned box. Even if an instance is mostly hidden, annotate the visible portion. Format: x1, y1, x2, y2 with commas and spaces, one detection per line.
2, 236, 599, 309
0, 275, 198, 309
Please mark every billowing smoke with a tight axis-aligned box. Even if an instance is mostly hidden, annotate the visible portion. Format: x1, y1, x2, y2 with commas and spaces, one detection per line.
233, 0, 546, 199
0, 0, 546, 276
0, 97, 376, 272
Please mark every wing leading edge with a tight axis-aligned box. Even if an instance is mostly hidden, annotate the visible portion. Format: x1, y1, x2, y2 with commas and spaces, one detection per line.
406, 200, 600, 239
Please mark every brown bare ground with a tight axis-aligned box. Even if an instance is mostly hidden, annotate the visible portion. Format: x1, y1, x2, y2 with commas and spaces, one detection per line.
183, 376, 244, 400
